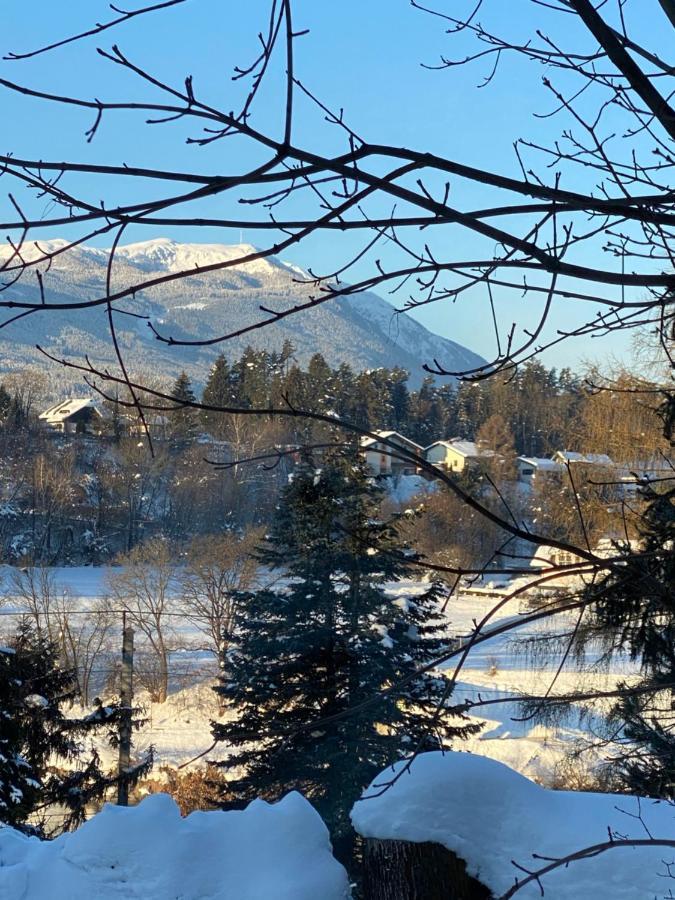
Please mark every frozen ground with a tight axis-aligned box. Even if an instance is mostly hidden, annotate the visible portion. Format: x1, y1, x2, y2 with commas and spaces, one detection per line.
0, 565, 637, 781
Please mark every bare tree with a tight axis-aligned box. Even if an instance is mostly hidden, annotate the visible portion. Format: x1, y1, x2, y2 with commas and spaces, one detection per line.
3, 368, 48, 429
178, 528, 262, 663
107, 537, 176, 702
7, 566, 114, 704
98, 437, 170, 552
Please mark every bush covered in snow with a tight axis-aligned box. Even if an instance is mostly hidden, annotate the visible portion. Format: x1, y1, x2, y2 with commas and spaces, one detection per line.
0, 792, 350, 900
351, 751, 675, 899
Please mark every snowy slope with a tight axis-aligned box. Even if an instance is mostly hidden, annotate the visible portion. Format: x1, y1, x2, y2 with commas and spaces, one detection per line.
352, 752, 675, 899
0, 792, 350, 900
0, 239, 484, 387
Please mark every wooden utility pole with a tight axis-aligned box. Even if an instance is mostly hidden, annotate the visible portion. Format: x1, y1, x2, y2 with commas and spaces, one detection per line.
117, 611, 134, 806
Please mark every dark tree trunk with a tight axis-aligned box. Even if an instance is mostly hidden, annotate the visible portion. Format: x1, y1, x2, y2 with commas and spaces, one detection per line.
361, 839, 492, 900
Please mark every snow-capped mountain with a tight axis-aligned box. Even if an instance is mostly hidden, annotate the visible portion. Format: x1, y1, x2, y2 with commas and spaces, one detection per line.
0, 239, 484, 388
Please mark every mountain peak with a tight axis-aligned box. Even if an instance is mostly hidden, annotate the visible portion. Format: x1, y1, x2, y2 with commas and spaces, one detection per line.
110, 238, 269, 274
0, 238, 484, 388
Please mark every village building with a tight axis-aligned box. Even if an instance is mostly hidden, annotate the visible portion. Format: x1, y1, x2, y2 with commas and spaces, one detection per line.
360, 431, 423, 477
38, 398, 104, 435
127, 413, 170, 440
551, 450, 615, 467
425, 440, 494, 474
516, 456, 563, 482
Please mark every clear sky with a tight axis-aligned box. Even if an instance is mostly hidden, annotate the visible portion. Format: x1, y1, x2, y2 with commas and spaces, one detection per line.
2, 1, 668, 376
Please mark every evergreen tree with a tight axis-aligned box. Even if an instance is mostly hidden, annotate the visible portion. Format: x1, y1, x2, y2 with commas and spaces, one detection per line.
201, 355, 234, 438
278, 339, 296, 375
0, 383, 11, 423
234, 346, 271, 407
212, 451, 479, 862
590, 476, 675, 797
333, 363, 356, 421
0, 622, 151, 836
169, 370, 198, 441
389, 370, 411, 432
410, 377, 445, 446
307, 353, 333, 406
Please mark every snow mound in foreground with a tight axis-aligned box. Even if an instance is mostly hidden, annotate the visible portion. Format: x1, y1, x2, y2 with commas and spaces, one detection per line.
0, 792, 350, 900
351, 751, 675, 899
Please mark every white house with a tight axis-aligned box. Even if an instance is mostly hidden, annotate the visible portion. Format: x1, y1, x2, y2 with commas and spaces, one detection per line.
360, 431, 423, 477
425, 440, 494, 474
516, 456, 563, 482
39, 398, 104, 435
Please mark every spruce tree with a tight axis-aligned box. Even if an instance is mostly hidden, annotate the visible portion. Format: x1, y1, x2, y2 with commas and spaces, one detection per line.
169, 370, 198, 441
592, 479, 675, 796
389, 370, 411, 433
0, 383, 11, 423
201, 355, 233, 438
0, 622, 151, 836
212, 451, 479, 860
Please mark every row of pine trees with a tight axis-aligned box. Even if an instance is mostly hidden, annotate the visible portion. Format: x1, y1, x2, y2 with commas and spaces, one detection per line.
179, 342, 583, 455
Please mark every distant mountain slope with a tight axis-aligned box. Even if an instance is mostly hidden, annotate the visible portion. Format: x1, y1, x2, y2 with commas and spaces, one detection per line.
0, 239, 484, 388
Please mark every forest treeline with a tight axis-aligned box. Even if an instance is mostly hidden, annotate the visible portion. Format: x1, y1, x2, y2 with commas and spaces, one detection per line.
198, 344, 664, 462
0, 345, 666, 565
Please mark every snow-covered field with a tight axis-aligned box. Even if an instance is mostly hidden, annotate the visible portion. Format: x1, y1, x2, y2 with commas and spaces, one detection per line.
0, 565, 636, 783
1, 564, 667, 900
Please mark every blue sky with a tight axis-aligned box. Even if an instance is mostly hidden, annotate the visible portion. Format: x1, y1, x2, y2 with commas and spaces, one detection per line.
1, 1, 668, 375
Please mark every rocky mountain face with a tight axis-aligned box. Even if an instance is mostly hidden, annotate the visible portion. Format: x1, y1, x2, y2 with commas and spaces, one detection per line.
0, 239, 483, 389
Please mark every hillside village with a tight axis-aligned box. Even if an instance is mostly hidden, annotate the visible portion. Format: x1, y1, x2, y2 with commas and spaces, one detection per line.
37, 395, 667, 489
17, 348, 669, 575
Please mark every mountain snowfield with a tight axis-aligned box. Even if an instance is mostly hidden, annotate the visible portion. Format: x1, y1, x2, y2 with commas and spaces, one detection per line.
0, 238, 484, 388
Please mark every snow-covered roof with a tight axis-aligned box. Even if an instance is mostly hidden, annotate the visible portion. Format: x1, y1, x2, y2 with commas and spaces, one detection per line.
553, 450, 614, 466
352, 751, 675, 900
439, 440, 495, 458
360, 430, 423, 452
39, 398, 102, 424
517, 456, 562, 471
424, 440, 458, 452
452, 440, 479, 457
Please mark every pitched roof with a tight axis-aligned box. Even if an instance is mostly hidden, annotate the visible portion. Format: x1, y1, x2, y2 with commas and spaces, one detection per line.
426, 440, 496, 458
360, 431, 423, 452
39, 398, 102, 424
517, 456, 562, 471
424, 440, 458, 452
553, 450, 614, 466
448, 440, 481, 457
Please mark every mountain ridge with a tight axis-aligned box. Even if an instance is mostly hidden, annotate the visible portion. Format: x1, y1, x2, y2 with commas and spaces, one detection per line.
0, 239, 484, 390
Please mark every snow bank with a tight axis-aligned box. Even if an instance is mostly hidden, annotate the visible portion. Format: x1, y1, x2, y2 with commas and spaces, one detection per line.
0, 792, 350, 900
351, 751, 675, 899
